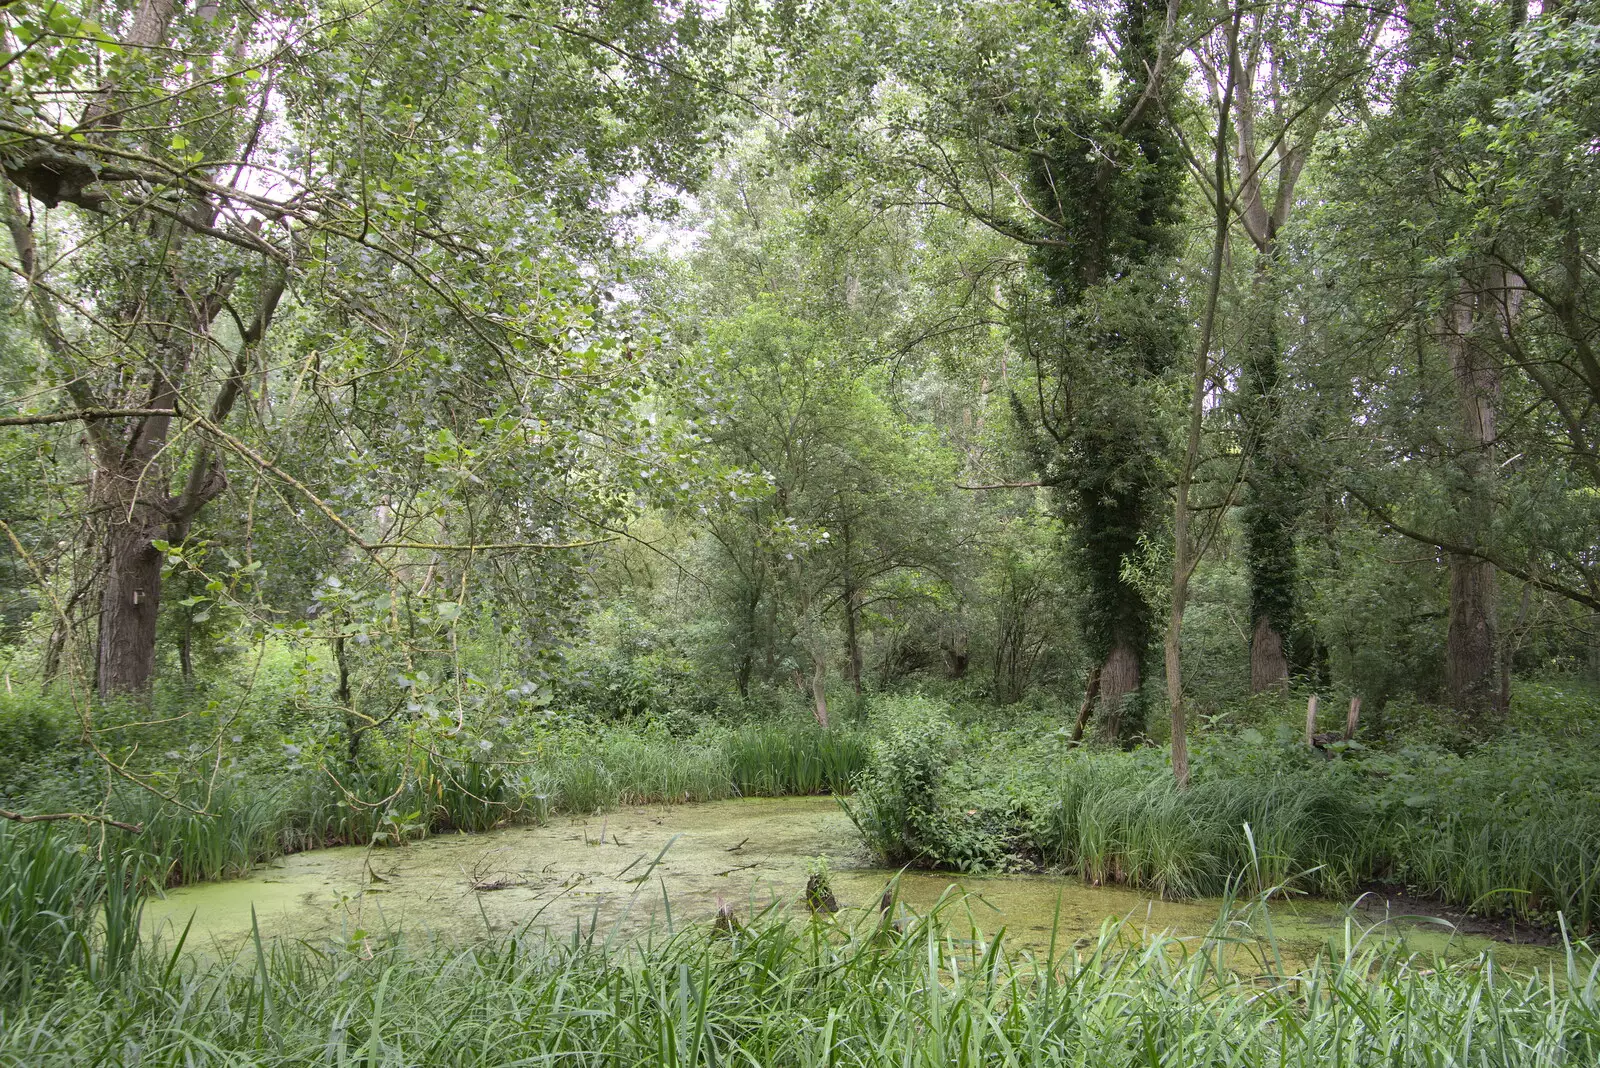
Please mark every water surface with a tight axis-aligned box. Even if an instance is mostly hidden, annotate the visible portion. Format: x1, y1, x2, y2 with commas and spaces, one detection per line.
143, 796, 1557, 968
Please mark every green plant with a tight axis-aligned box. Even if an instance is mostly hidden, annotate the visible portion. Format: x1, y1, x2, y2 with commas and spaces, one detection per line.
726, 720, 868, 797
0, 823, 148, 1002
3, 894, 1598, 1064
845, 701, 1008, 870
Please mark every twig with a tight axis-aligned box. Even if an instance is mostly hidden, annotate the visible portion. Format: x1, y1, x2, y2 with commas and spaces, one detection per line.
0, 407, 178, 427
1, 808, 143, 833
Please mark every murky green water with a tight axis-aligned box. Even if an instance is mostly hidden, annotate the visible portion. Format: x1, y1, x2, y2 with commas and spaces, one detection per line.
144, 796, 1557, 968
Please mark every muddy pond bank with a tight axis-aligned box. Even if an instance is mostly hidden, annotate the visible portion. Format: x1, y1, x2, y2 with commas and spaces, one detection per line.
143, 796, 1560, 969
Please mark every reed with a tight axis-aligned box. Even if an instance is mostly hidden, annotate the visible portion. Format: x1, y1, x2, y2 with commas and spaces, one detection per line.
0, 822, 145, 1001
2, 892, 1595, 1065
727, 721, 868, 796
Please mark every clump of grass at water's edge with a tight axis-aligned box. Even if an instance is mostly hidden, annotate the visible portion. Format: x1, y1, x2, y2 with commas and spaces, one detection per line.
0, 821, 145, 1002
845, 687, 1600, 934
2, 884, 1597, 1065
20, 717, 872, 894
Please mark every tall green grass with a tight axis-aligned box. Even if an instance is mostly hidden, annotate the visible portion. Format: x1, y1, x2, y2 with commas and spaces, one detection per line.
2, 895, 1596, 1065
0, 822, 145, 1001
115, 778, 285, 885
849, 728, 1600, 932
727, 720, 868, 796
1387, 808, 1600, 933
78, 722, 868, 895
1035, 754, 1378, 899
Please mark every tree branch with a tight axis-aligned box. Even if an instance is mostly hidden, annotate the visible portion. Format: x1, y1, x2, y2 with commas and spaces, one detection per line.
0, 808, 143, 834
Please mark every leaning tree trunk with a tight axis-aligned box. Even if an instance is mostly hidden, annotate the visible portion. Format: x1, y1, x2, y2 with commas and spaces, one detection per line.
808, 647, 830, 729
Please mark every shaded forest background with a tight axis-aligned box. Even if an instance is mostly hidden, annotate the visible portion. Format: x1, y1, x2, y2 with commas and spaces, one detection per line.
0, 0, 1596, 816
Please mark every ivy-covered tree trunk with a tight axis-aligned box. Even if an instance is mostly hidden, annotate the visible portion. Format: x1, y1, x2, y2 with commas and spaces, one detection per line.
1098, 641, 1143, 743
1011, 0, 1181, 745
1442, 275, 1503, 719
1078, 478, 1155, 745
1240, 264, 1299, 694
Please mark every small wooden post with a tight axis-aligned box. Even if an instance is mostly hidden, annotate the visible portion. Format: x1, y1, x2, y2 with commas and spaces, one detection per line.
1344, 695, 1362, 741
1305, 694, 1320, 749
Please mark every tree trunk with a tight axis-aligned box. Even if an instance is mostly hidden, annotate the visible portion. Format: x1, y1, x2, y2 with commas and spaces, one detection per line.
734, 650, 753, 701
1166, 32, 1237, 788
1250, 616, 1289, 694
1241, 265, 1298, 695
336, 631, 360, 763
1446, 554, 1498, 716
843, 585, 864, 696
809, 648, 829, 729
1442, 273, 1503, 721
1070, 665, 1101, 744
1096, 642, 1141, 746
96, 511, 164, 695
942, 627, 969, 680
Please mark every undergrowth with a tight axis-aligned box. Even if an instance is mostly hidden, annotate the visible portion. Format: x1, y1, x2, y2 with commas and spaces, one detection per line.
846, 686, 1600, 933
1, 892, 1596, 1065
6, 716, 871, 893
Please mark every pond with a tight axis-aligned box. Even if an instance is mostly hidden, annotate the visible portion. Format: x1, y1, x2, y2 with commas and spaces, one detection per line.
143, 796, 1558, 968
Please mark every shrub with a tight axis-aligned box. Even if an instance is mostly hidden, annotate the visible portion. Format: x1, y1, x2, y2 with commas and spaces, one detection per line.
845, 699, 1009, 870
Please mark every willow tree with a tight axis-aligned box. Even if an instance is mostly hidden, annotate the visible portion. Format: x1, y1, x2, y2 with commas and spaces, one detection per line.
0, 0, 721, 697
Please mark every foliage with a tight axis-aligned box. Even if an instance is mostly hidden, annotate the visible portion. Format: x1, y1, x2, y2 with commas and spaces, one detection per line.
1, 898, 1598, 1065
847, 690, 1600, 932
844, 697, 1013, 871
0, 823, 145, 1002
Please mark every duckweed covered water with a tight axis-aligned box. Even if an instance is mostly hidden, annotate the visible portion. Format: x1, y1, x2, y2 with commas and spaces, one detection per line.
143, 796, 1559, 968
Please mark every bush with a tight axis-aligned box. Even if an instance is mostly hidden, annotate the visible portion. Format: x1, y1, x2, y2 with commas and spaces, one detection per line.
845, 699, 1010, 870
0, 694, 74, 804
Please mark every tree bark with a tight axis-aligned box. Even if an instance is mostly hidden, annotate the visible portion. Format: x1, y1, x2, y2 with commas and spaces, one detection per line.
809, 648, 829, 729
1070, 665, 1101, 744
1250, 615, 1289, 693
96, 502, 165, 695
1442, 274, 1504, 721
4, 2, 285, 700
1096, 642, 1142, 746
843, 586, 864, 696
942, 627, 969, 680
